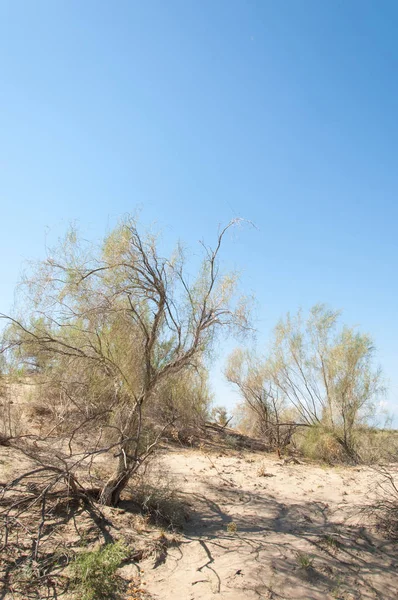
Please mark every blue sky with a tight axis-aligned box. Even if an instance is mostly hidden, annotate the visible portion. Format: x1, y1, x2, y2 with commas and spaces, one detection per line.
1, 1, 397, 422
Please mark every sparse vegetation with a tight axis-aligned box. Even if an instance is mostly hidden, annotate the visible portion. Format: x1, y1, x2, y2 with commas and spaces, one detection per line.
320, 534, 342, 552
296, 551, 314, 570
227, 521, 237, 533
224, 433, 240, 449
127, 468, 188, 529
0, 220, 397, 600
211, 405, 231, 427
71, 541, 129, 600
367, 465, 398, 540
1, 217, 249, 508
229, 305, 386, 464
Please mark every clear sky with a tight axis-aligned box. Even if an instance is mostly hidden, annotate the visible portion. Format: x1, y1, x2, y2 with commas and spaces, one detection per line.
1, 1, 397, 422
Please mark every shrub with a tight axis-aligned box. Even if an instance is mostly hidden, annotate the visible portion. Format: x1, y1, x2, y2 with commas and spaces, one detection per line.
367, 467, 398, 540
297, 426, 346, 463
296, 552, 314, 569
227, 305, 385, 463
2, 217, 249, 506
355, 428, 398, 464
224, 434, 240, 449
227, 521, 237, 533
71, 541, 129, 600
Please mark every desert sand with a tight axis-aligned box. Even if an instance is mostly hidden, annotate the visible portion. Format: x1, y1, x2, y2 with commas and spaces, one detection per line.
1, 439, 397, 599
132, 448, 398, 600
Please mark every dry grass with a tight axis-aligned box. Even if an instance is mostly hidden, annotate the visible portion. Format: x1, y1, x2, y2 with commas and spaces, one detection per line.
294, 425, 398, 465
365, 465, 398, 540
124, 464, 189, 530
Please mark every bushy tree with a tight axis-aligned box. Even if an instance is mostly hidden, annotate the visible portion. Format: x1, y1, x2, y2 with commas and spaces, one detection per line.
227, 305, 384, 461
151, 364, 212, 429
225, 348, 295, 450
1, 216, 249, 504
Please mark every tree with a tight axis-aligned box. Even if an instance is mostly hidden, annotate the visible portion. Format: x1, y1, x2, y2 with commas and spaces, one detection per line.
227, 305, 384, 461
225, 348, 296, 450
1, 216, 249, 505
150, 363, 213, 433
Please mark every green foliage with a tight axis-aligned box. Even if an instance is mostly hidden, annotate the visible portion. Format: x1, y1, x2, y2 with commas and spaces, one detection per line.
355, 428, 398, 463
1, 216, 248, 504
228, 304, 385, 462
225, 347, 289, 448
297, 424, 398, 464
71, 541, 129, 600
296, 552, 314, 569
298, 426, 346, 463
153, 366, 212, 429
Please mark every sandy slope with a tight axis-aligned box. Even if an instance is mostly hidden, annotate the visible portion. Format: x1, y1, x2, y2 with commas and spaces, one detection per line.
138, 449, 398, 600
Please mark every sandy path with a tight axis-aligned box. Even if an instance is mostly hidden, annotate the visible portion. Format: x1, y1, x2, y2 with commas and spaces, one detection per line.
139, 450, 398, 600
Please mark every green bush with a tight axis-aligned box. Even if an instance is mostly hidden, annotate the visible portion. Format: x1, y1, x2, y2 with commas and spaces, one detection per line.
356, 428, 398, 464
296, 551, 314, 569
297, 425, 398, 465
298, 426, 346, 463
71, 541, 129, 600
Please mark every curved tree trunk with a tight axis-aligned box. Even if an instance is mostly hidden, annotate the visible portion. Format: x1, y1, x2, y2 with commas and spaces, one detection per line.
99, 433, 138, 506
99, 469, 131, 506
99, 446, 138, 506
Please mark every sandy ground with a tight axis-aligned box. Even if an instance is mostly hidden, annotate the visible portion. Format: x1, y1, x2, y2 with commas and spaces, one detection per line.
135, 449, 398, 600
2, 384, 397, 599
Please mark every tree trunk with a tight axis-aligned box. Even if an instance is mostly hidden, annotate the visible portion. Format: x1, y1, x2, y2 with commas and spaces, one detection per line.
99, 451, 135, 506
99, 396, 145, 506
99, 470, 130, 506
335, 435, 361, 464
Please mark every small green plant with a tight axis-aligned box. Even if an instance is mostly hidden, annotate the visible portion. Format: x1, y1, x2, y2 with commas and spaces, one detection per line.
78, 530, 91, 548
227, 521, 237, 533
71, 541, 129, 600
296, 551, 314, 569
329, 575, 346, 599
321, 534, 341, 552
